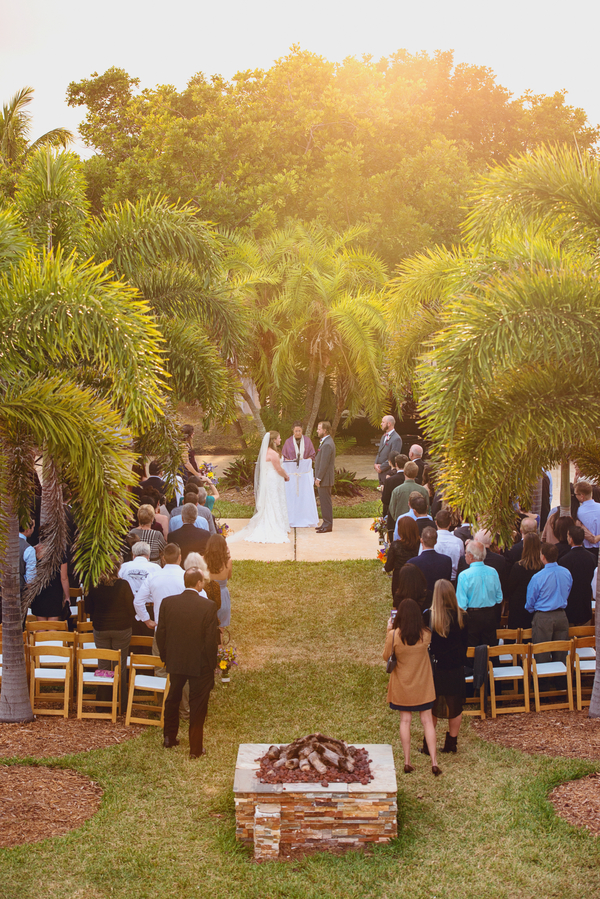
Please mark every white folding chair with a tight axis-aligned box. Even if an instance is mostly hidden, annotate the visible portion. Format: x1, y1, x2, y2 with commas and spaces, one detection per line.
29, 644, 72, 717
487, 644, 530, 717
574, 637, 596, 710
76, 648, 120, 722
125, 654, 169, 727
530, 640, 574, 712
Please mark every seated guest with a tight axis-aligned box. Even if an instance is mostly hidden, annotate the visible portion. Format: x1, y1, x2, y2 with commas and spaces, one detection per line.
391, 564, 428, 615
389, 462, 429, 528
128, 504, 166, 562
169, 492, 211, 534
184, 552, 221, 610
407, 527, 452, 608
456, 540, 502, 647
433, 510, 464, 583
168, 503, 210, 564
526, 542, 572, 662
506, 533, 543, 629
385, 516, 421, 597
553, 515, 575, 561
558, 525, 596, 625
85, 564, 135, 708
505, 517, 538, 572
382, 453, 408, 541
141, 460, 167, 495
393, 492, 434, 540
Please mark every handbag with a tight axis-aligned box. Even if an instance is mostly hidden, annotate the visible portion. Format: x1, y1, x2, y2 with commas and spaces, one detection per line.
428, 644, 438, 676
386, 630, 397, 673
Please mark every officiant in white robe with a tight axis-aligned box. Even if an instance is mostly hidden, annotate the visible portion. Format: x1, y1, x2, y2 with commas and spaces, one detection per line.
281, 423, 319, 527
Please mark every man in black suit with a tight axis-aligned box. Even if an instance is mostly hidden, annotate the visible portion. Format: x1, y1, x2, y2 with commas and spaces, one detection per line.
374, 415, 403, 486
407, 527, 452, 608
314, 421, 336, 533
408, 444, 425, 485
558, 525, 596, 625
156, 567, 220, 759
167, 503, 210, 564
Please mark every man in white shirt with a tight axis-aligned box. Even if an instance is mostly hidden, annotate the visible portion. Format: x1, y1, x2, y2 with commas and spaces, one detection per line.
133, 544, 185, 630
118, 542, 159, 600
433, 509, 464, 582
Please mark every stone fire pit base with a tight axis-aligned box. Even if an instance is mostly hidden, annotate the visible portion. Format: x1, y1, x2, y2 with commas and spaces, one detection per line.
234, 743, 397, 860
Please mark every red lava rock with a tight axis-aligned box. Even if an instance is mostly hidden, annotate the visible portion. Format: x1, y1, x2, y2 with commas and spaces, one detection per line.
321, 780, 329, 788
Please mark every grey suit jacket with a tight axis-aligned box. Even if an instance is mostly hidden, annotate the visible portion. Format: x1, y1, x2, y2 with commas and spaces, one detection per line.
314, 436, 336, 487
375, 430, 403, 474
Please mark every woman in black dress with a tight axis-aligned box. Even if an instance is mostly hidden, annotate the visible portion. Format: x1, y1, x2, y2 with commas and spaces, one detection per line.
422, 579, 468, 754
506, 533, 543, 629
385, 517, 420, 598
85, 565, 135, 707
30, 537, 70, 621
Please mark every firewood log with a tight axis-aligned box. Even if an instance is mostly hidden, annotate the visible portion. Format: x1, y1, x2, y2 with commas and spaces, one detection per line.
273, 758, 287, 768
308, 751, 328, 775
339, 757, 355, 773
299, 758, 311, 771
321, 747, 341, 767
267, 745, 281, 760
285, 758, 300, 769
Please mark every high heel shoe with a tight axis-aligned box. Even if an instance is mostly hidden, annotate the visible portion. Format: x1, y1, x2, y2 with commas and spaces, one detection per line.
431, 765, 442, 777
404, 764, 415, 773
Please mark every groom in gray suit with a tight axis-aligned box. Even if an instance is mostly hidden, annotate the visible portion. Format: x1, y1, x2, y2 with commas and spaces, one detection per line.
314, 421, 336, 533
374, 415, 403, 486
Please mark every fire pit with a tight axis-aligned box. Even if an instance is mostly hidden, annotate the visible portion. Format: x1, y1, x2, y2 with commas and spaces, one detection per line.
234, 739, 397, 860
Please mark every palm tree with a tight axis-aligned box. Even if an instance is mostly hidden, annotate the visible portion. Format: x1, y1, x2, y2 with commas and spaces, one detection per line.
386, 145, 600, 717
0, 214, 169, 722
0, 87, 73, 194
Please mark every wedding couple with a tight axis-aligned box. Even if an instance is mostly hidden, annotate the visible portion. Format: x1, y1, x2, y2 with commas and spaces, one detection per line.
228, 422, 336, 544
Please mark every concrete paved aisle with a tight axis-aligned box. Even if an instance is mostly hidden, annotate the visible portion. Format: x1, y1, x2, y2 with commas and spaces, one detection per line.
225, 518, 378, 562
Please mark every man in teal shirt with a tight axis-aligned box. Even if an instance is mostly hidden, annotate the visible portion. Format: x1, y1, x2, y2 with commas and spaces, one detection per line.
456, 540, 503, 646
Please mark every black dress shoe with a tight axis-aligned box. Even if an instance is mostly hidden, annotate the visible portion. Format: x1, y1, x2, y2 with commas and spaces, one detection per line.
190, 749, 207, 759
163, 737, 180, 748
317, 526, 332, 533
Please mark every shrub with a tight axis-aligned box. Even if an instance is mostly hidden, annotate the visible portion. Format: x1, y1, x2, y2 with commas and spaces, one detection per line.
221, 455, 255, 489
331, 468, 365, 497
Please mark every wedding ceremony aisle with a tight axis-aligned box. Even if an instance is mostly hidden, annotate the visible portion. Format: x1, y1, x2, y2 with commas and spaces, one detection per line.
225, 518, 378, 561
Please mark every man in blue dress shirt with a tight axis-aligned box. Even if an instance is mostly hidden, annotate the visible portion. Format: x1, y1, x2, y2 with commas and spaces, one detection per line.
526, 542, 572, 662
456, 540, 503, 647
574, 480, 600, 559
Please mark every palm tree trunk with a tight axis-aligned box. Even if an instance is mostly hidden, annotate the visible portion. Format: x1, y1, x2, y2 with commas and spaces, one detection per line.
306, 363, 328, 438
240, 387, 266, 437
303, 355, 318, 423
559, 458, 571, 516
0, 501, 34, 722
331, 386, 347, 437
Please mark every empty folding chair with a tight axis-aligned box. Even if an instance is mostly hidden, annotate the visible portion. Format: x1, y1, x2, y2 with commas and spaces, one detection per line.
126, 654, 169, 727
76, 648, 120, 722
487, 644, 530, 717
574, 637, 596, 710
29, 644, 72, 717
569, 627, 596, 660
530, 640, 574, 712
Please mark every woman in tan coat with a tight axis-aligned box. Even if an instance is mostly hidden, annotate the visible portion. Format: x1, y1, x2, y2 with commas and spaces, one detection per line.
383, 598, 441, 776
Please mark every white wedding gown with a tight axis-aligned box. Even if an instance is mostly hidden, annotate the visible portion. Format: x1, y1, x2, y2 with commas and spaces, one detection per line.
229, 460, 290, 544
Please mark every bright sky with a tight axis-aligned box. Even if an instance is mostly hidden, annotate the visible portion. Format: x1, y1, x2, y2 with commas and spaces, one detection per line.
2, 0, 599, 156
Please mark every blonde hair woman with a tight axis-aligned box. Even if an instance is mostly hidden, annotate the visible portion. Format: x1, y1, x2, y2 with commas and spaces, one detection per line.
184, 552, 221, 611
422, 580, 468, 755
127, 504, 166, 561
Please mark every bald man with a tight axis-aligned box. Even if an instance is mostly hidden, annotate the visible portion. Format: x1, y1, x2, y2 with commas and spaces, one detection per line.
374, 415, 403, 486
408, 444, 425, 485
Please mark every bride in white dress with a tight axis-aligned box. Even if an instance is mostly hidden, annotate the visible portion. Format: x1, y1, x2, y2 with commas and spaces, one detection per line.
228, 431, 291, 544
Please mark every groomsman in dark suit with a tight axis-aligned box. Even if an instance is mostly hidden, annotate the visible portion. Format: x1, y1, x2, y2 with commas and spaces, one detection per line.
156, 567, 220, 758
374, 416, 403, 486
314, 421, 336, 533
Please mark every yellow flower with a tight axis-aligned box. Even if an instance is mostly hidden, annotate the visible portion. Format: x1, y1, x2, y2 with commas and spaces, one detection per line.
219, 661, 227, 669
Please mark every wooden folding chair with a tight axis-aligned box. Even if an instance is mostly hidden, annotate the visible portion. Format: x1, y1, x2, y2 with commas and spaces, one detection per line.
487, 644, 530, 717
76, 648, 120, 722
574, 637, 596, 710
128, 635, 156, 672
76, 620, 95, 634
463, 646, 486, 719
69, 586, 87, 624
25, 619, 68, 643
530, 640, 574, 712
30, 630, 76, 706
569, 627, 596, 660
29, 644, 72, 717
125, 654, 169, 727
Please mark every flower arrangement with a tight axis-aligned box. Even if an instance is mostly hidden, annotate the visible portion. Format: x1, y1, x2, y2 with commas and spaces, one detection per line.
217, 644, 237, 676
198, 461, 219, 487
377, 545, 388, 563
216, 521, 230, 538
371, 516, 387, 543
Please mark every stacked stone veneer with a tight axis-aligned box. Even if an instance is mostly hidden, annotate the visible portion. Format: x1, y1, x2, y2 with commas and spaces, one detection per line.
234, 743, 397, 859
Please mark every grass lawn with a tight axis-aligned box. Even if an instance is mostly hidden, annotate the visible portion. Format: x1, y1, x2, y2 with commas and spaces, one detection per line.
213, 493, 382, 520
2, 561, 599, 899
